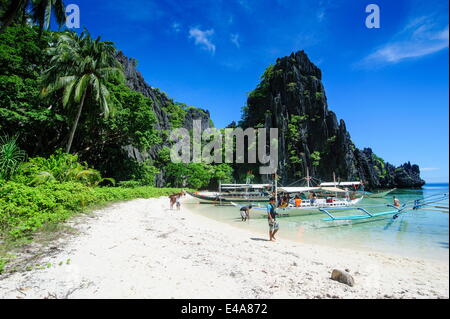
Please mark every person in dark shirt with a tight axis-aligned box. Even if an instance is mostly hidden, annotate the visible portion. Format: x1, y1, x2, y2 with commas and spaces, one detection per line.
266, 197, 279, 241
277, 194, 283, 208
240, 205, 252, 221
310, 192, 317, 205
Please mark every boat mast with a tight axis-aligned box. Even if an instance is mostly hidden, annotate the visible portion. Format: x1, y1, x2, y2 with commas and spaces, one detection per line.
306, 166, 310, 188
274, 173, 278, 203
333, 172, 337, 198
245, 173, 249, 204
219, 180, 222, 206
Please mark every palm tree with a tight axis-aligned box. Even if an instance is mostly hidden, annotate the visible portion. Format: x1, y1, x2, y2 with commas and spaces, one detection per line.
0, 0, 65, 33
32, 0, 66, 32
41, 30, 125, 153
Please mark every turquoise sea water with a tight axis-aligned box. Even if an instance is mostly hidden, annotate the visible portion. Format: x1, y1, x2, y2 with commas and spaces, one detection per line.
185, 183, 449, 261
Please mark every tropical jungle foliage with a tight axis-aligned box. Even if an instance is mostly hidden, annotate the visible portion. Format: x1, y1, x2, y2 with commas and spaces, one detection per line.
0, 25, 231, 187
0, 0, 66, 34
0, 142, 187, 254
0, 23, 233, 255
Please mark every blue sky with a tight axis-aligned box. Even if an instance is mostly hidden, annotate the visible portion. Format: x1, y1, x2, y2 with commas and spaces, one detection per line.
60, 0, 448, 182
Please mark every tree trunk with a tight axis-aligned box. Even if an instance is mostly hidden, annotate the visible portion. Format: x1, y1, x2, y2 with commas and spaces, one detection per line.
0, 0, 24, 33
66, 91, 87, 154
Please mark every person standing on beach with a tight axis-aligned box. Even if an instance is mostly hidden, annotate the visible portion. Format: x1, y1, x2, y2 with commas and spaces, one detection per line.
169, 194, 176, 210
267, 197, 279, 241
240, 205, 252, 221
175, 194, 181, 210
169, 192, 184, 210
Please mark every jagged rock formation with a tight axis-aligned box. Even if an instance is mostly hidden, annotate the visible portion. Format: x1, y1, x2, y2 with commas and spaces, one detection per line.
116, 51, 213, 186
116, 50, 424, 189
394, 162, 425, 188
183, 107, 212, 131
240, 50, 425, 189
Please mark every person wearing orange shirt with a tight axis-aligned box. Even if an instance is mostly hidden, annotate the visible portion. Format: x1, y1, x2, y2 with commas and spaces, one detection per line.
294, 195, 302, 207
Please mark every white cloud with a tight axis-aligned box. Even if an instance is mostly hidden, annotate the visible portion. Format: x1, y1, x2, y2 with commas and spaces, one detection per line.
188, 27, 216, 54
172, 22, 181, 33
317, 0, 332, 23
230, 33, 240, 48
359, 16, 449, 66
317, 9, 325, 22
237, 0, 251, 11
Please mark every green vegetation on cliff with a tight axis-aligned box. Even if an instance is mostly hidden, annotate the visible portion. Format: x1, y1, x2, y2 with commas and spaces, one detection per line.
0, 24, 231, 259
238, 50, 424, 188
0, 180, 184, 241
0, 144, 184, 242
0, 25, 230, 187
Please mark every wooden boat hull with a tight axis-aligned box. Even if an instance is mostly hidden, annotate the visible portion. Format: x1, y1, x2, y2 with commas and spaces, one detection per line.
187, 191, 270, 203
230, 197, 364, 217
365, 188, 397, 198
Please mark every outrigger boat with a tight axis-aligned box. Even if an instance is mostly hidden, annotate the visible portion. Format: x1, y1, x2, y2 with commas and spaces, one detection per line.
362, 189, 397, 198
187, 183, 273, 204
319, 181, 396, 198
318, 193, 448, 222
230, 186, 364, 216
232, 193, 448, 222
191, 169, 365, 209
320, 181, 363, 189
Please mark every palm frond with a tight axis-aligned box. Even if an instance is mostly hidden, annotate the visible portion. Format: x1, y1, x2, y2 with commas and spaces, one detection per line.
0, 0, 29, 31
0, 135, 27, 180
74, 74, 90, 103
31, 0, 47, 34
62, 79, 76, 107
95, 177, 116, 187
43, 0, 52, 30
31, 171, 56, 185
52, 0, 66, 26
41, 75, 76, 97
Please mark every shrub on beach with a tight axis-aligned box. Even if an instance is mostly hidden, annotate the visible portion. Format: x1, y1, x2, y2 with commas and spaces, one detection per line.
14, 150, 107, 186
0, 181, 185, 241
0, 148, 186, 242
0, 135, 27, 180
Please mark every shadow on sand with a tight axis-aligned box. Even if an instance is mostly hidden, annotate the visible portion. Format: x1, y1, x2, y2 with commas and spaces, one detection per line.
250, 237, 270, 242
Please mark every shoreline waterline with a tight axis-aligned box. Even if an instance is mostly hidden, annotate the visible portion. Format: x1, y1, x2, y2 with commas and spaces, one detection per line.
184, 202, 449, 263
0, 196, 447, 298
184, 184, 449, 262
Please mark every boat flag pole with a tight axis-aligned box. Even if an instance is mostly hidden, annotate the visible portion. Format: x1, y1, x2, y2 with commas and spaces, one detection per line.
333, 171, 337, 198
274, 173, 278, 204
306, 166, 310, 188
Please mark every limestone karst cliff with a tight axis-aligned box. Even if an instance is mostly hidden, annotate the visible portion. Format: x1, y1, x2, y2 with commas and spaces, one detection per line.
117, 49, 424, 189
116, 51, 212, 186
238, 50, 425, 189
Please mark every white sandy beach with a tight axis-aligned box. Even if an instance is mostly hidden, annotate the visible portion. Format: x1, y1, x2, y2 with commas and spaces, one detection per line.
0, 196, 448, 299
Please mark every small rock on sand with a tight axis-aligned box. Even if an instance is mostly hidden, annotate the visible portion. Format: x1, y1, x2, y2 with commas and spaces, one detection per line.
331, 269, 355, 287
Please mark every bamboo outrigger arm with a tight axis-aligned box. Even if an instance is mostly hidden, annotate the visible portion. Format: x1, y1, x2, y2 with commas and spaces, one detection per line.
319, 193, 448, 222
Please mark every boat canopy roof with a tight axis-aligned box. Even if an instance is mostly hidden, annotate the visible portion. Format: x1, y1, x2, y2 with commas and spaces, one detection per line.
320, 181, 362, 187
320, 186, 347, 193
278, 187, 320, 193
220, 184, 272, 189
279, 186, 348, 193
